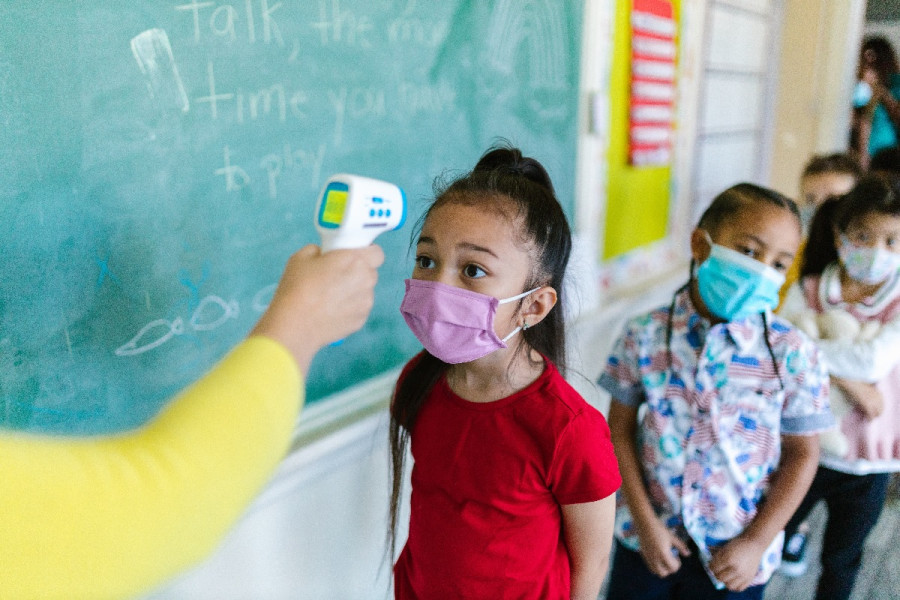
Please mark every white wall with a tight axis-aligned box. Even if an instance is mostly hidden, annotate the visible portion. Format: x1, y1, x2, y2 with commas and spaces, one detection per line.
143, 410, 399, 600
769, 0, 866, 194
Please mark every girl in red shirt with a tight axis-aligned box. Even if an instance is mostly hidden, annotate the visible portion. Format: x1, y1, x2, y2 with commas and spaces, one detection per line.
389, 145, 622, 599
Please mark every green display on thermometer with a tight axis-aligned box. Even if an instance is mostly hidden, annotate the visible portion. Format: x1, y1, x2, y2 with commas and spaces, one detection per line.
318, 183, 349, 228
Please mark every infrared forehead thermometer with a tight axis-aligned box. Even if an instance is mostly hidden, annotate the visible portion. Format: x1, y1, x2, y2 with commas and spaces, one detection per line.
315, 174, 406, 252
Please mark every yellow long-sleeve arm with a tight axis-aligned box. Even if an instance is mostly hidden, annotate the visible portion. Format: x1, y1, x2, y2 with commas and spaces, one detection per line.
0, 336, 302, 600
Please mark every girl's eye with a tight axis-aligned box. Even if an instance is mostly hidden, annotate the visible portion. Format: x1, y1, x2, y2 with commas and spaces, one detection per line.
738, 246, 758, 258
887, 237, 898, 248
463, 264, 486, 278
772, 260, 787, 273
415, 255, 435, 269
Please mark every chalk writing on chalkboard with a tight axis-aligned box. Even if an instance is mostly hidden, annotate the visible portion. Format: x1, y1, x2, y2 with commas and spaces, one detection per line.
0, 0, 581, 434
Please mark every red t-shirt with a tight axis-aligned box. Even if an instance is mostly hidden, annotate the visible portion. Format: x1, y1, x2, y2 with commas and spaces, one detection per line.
393, 357, 621, 599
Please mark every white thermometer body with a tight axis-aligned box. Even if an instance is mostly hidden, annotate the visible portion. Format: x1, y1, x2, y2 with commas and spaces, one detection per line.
315, 174, 406, 252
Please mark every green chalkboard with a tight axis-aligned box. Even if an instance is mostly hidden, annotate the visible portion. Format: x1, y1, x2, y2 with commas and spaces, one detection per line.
0, 1, 582, 434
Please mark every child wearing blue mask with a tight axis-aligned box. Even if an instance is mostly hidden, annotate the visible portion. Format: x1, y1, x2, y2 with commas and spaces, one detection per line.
599, 183, 833, 600
778, 174, 900, 600
389, 145, 622, 599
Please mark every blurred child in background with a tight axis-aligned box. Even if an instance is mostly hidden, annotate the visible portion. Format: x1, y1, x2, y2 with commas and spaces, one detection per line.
779, 174, 900, 599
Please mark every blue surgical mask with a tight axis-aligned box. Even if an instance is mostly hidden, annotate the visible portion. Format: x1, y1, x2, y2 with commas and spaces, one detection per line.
695, 233, 785, 321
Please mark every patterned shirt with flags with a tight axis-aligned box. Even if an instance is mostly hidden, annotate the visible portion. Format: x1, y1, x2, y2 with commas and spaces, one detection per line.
599, 286, 832, 587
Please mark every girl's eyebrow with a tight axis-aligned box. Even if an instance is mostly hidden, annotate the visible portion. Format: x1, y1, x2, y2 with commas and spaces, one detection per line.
457, 241, 499, 258
741, 233, 768, 247
416, 236, 498, 258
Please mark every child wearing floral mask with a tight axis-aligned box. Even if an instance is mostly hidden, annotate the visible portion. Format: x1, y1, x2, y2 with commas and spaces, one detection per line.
778, 173, 900, 600
599, 183, 832, 600
389, 146, 621, 600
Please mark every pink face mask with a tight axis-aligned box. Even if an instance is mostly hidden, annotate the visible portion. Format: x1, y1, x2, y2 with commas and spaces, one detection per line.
400, 279, 539, 364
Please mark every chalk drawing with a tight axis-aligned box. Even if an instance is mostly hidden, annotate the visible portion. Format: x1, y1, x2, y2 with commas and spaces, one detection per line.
252, 283, 277, 312
189, 295, 240, 331
175, 0, 285, 45
130, 29, 190, 113
195, 61, 234, 120
95, 257, 119, 288
387, 10, 448, 47
485, 0, 566, 89
258, 142, 326, 198
115, 317, 186, 357
115, 284, 274, 357
215, 145, 251, 192
311, 0, 374, 47
179, 264, 210, 310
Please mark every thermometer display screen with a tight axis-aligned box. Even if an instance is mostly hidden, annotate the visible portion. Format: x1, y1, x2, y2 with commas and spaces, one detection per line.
318, 183, 349, 228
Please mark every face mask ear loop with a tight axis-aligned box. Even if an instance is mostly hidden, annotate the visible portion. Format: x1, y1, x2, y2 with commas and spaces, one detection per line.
496, 286, 542, 344
501, 326, 522, 344
497, 286, 542, 305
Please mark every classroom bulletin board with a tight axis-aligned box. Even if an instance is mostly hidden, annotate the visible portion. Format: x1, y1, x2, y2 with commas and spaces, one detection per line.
602, 0, 679, 260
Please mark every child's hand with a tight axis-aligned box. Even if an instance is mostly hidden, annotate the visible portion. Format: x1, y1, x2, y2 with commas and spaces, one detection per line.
853, 386, 884, 420
635, 519, 691, 578
708, 534, 767, 592
833, 377, 885, 420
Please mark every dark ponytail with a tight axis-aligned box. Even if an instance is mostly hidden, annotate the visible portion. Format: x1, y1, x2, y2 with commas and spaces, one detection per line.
800, 198, 842, 278
802, 173, 900, 278
387, 143, 572, 560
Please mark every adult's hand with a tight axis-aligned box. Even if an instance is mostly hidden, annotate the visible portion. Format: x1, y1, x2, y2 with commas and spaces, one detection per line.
251, 244, 385, 375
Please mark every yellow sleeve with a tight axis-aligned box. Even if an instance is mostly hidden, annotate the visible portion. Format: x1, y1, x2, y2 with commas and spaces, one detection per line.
0, 336, 302, 600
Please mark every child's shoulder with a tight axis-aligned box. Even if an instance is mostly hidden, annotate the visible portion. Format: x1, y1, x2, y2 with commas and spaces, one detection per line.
532, 361, 599, 419
621, 302, 673, 334
766, 312, 819, 351
767, 312, 801, 335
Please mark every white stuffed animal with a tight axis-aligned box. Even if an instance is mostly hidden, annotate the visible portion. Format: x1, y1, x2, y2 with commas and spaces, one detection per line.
790, 309, 880, 457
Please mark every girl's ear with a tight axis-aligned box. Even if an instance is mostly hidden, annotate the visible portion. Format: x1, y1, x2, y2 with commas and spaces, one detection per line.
519, 286, 558, 328
690, 228, 712, 263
